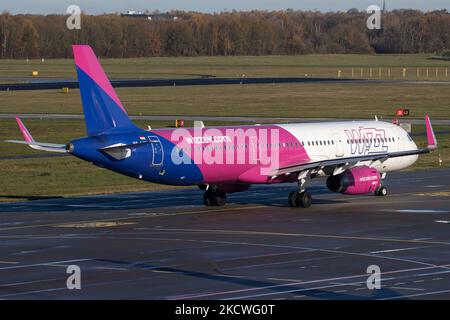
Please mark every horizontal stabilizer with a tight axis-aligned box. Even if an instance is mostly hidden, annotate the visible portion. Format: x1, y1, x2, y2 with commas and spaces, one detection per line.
7, 117, 68, 153
5, 140, 67, 153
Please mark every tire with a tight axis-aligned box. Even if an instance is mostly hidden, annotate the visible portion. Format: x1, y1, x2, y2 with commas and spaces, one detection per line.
203, 191, 214, 206
288, 191, 300, 207
204, 191, 226, 206
375, 186, 387, 197
213, 192, 226, 206
299, 192, 312, 208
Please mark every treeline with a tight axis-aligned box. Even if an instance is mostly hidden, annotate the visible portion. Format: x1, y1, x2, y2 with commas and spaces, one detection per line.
1, 9, 450, 59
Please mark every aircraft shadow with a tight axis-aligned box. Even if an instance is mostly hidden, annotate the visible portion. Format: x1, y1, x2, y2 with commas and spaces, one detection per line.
95, 258, 403, 300
0, 185, 346, 213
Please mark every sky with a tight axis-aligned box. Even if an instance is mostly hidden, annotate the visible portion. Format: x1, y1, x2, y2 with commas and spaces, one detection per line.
1, 0, 449, 15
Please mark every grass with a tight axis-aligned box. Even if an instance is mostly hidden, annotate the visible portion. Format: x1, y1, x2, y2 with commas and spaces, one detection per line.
1, 82, 450, 119
1, 54, 450, 80
0, 157, 187, 202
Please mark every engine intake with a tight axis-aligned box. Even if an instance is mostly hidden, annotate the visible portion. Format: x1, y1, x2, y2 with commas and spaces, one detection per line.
326, 166, 381, 195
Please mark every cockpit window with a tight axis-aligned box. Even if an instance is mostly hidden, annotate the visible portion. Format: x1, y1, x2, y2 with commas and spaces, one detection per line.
406, 133, 413, 141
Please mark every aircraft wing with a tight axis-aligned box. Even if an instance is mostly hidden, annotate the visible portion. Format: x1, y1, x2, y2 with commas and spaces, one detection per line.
272, 148, 430, 176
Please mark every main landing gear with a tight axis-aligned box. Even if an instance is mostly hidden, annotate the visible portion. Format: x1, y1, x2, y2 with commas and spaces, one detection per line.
288, 191, 312, 208
289, 170, 313, 208
203, 189, 226, 206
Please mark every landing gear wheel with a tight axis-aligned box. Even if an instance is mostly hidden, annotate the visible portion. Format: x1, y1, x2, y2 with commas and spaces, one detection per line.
375, 186, 387, 197
203, 191, 214, 206
213, 191, 226, 206
288, 191, 300, 207
288, 191, 312, 208
299, 191, 312, 208
203, 190, 226, 206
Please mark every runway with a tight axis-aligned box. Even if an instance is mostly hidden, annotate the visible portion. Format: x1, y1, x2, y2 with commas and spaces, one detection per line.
0, 168, 449, 300
0, 76, 361, 91
2, 75, 450, 91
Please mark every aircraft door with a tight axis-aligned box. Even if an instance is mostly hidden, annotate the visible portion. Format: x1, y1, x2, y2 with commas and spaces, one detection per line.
148, 136, 164, 166
249, 136, 259, 163
333, 133, 344, 157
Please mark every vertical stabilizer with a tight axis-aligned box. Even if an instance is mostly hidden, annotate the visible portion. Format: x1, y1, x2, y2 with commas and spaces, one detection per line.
73, 45, 137, 136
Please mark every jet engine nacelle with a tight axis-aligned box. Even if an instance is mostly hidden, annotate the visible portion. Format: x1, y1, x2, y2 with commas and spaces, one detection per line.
326, 166, 381, 195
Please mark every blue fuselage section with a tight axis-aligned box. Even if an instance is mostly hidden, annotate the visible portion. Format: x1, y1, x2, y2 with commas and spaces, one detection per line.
69, 129, 204, 186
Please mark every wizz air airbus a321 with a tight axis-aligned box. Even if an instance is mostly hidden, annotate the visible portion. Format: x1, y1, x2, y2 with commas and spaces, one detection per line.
6, 45, 438, 208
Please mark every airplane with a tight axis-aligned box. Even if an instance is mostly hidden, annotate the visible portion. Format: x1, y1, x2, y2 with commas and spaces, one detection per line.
6, 45, 438, 208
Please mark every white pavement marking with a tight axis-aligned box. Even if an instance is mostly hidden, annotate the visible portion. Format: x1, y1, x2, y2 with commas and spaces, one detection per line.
95, 267, 128, 271
334, 290, 347, 293
0, 259, 91, 271
393, 210, 449, 213
0, 278, 61, 287
370, 246, 427, 254
330, 282, 362, 287
269, 278, 303, 282
390, 286, 424, 291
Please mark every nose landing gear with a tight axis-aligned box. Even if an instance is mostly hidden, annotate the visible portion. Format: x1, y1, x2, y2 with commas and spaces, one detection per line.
375, 186, 387, 196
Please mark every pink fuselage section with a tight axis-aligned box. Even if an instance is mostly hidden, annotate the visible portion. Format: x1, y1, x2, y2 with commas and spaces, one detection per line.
153, 125, 310, 184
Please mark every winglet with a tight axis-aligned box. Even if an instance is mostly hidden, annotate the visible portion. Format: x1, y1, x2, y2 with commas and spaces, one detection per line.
425, 114, 438, 150
16, 117, 34, 142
